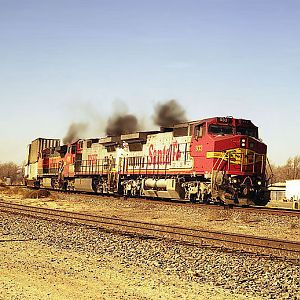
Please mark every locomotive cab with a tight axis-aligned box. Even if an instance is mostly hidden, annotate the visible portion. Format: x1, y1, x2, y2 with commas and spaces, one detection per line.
190, 117, 269, 205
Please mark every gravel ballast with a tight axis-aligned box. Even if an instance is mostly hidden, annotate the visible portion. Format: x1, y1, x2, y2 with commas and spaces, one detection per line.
1, 211, 299, 300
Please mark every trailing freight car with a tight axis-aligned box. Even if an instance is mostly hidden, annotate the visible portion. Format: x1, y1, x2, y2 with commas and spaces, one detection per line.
25, 138, 60, 187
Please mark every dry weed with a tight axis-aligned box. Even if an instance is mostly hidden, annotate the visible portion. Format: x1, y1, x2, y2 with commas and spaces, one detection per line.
23, 189, 51, 199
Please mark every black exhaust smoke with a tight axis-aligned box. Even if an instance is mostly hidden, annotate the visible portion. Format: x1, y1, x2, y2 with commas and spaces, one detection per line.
63, 122, 88, 144
105, 114, 139, 136
62, 99, 188, 143
153, 99, 187, 127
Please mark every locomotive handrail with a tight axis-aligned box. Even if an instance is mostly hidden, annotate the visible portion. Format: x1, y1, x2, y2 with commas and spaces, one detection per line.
211, 152, 228, 192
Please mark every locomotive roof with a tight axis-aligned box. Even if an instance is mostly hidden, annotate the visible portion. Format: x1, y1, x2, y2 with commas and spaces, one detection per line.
59, 117, 257, 146
173, 116, 256, 127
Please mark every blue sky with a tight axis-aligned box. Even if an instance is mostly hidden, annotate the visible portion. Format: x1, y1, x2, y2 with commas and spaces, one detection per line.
0, 0, 299, 165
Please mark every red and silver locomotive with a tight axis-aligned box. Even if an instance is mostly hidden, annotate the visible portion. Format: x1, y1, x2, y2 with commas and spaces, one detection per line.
25, 116, 270, 205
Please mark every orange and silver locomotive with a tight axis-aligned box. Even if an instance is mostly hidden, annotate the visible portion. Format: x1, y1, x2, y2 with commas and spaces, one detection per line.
25, 116, 270, 205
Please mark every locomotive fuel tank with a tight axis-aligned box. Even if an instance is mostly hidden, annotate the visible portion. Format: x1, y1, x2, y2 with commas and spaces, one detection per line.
142, 178, 184, 199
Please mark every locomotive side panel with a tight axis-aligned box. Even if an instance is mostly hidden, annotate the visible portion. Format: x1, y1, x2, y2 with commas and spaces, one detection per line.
78, 140, 110, 175
120, 132, 194, 176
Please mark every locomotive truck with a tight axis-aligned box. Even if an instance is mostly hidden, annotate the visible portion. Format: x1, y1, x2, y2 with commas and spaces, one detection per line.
25, 116, 270, 205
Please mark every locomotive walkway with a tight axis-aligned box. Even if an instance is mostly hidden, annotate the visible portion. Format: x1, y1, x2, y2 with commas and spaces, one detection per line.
0, 200, 299, 259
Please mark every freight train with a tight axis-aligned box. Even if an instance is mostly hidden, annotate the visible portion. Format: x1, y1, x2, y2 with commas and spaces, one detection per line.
25, 116, 270, 205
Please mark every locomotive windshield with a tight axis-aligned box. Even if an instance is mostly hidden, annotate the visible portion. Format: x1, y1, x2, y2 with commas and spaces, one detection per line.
236, 127, 258, 138
209, 125, 233, 135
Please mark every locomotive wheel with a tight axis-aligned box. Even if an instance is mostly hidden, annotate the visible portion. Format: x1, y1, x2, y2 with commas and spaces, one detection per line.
190, 194, 197, 203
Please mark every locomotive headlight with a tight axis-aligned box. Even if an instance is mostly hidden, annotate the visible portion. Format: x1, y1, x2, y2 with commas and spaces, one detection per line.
257, 181, 262, 186
241, 139, 246, 147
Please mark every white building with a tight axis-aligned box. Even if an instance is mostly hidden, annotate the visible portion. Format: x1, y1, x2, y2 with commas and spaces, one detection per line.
268, 182, 286, 201
286, 179, 300, 201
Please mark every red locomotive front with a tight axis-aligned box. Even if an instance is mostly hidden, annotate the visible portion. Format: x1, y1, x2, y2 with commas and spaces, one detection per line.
188, 117, 269, 205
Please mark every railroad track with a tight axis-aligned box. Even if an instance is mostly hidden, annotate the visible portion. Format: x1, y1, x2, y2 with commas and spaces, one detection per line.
248, 205, 300, 216
7, 186, 300, 217
6, 185, 300, 217
0, 201, 299, 259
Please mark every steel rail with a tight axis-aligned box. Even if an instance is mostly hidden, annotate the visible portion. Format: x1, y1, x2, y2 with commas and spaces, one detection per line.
247, 205, 300, 216
0, 201, 299, 259
7, 186, 300, 216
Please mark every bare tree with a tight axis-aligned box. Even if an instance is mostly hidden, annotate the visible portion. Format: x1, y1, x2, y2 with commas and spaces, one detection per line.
270, 155, 300, 183
0, 162, 23, 184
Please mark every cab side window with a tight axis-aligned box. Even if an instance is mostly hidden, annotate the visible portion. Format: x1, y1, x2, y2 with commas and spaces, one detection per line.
71, 145, 76, 154
194, 124, 205, 140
